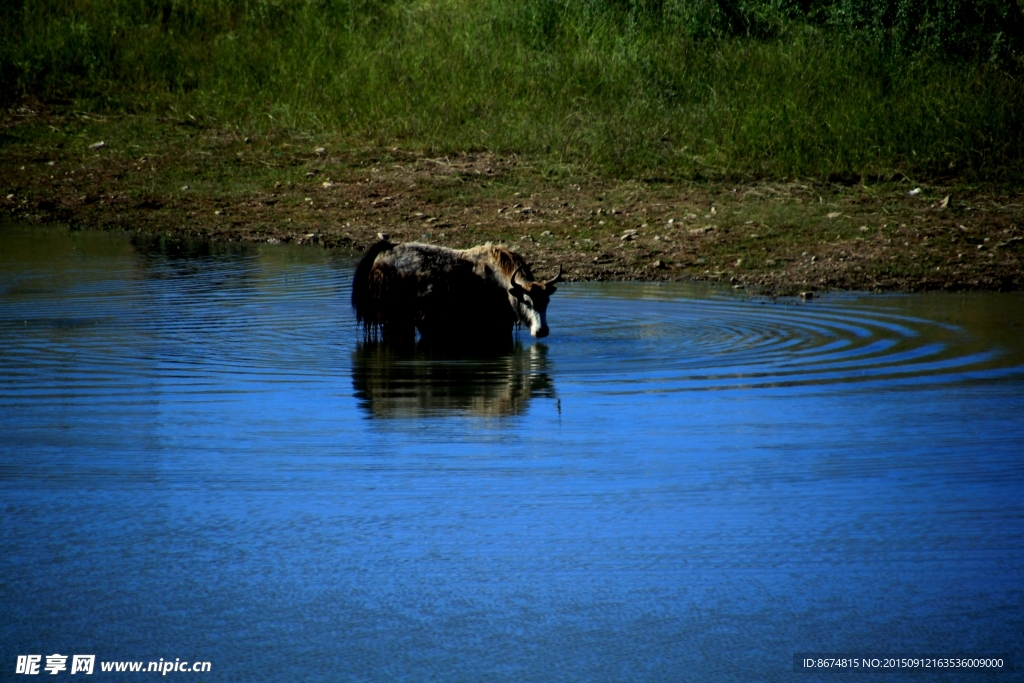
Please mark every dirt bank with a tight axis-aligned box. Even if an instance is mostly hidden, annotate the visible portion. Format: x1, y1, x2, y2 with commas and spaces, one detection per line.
3, 105, 1023, 294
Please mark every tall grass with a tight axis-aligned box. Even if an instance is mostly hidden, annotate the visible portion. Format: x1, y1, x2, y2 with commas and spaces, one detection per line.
3, 0, 1023, 181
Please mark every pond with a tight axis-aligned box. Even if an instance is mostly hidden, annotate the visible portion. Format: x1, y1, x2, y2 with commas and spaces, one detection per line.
2, 224, 1022, 681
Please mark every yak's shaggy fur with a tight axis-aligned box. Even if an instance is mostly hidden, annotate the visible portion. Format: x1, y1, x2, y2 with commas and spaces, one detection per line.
352, 239, 560, 349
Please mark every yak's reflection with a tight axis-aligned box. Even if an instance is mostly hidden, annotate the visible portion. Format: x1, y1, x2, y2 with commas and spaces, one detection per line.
351, 342, 555, 418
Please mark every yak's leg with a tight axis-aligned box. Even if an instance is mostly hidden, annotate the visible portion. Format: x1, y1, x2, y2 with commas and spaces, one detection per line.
381, 316, 417, 348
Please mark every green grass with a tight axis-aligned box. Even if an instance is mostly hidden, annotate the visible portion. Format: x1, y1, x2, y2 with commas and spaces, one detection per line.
3, 0, 1024, 182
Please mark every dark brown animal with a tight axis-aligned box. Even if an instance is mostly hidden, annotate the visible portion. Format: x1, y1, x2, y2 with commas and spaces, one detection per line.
352, 239, 561, 348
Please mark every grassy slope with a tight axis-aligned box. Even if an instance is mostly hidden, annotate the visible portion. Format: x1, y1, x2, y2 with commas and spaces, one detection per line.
3, 0, 1024, 183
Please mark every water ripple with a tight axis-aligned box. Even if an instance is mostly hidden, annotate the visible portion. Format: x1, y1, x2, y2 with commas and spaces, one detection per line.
2, 229, 1022, 413
554, 292, 1022, 391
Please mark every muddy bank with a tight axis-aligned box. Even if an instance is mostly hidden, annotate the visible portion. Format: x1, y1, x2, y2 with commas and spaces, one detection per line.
2, 106, 1022, 294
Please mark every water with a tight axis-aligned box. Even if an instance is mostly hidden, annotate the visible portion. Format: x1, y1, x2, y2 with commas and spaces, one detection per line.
2, 224, 1022, 681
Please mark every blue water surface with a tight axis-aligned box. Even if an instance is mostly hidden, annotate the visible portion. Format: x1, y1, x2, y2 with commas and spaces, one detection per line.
2, 225, 1022, 682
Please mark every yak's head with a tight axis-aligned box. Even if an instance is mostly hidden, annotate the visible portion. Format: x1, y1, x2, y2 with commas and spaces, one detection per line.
508, 265, 562, 338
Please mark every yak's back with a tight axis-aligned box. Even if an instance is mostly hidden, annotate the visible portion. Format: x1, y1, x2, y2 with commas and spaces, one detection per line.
382, 242, 468, 278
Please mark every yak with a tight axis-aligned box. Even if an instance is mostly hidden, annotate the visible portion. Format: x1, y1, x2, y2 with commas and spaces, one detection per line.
351, 237, 561, 349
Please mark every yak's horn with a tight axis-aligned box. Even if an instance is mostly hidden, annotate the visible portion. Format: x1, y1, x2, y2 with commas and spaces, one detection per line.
509, 265, 526, 292
545, 265, 563, 286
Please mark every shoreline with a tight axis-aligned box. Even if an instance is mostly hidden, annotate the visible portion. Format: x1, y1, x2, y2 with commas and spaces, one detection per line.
2, 108, 1022, 295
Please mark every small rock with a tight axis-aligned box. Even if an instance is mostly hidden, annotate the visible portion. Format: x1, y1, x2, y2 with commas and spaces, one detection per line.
907, 187, 922, 196
244, 137, 252, 144
305, 170, 318, 177
653, 259, 665, 268
827, 212, 842, 219
519, 207, 534, 214
180, 185, 189, 191
541, 230, 552, 237
800, 291, 814, 299
214, 209, 223, 216
314, 147, 326, 156
377, 232, 390, 241
859, 225, 869, 231
267, 237, 280, 244
322, 181, 334, 188
304, 197, 313, 202
710, 206, 717, 215
938, 195, 949, 208
88, 141, 106, 150
5, 193, 14, 201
